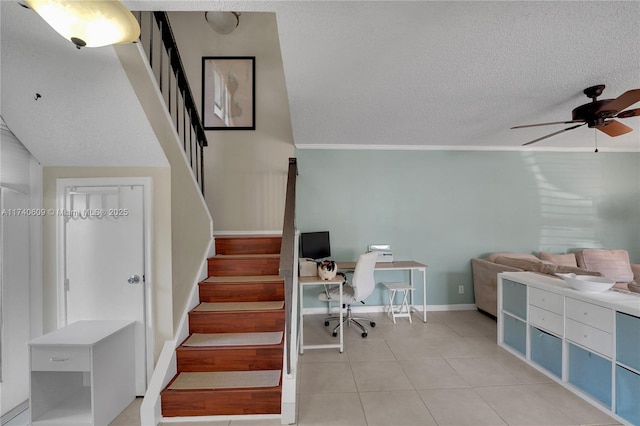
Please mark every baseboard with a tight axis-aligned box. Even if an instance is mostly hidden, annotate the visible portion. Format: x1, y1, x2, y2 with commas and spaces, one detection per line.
302, 304, 477, 315
1, 400, 28, 426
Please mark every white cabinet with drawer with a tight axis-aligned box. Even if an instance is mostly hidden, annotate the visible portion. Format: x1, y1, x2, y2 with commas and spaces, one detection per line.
529, 305, 563, 336
31, 346, 91, 372
29, 320, 135, 426
565, 297, 613, 358
528, 287, 564, 336
566, 297, 613, 333
566, 318, 613, 358
497, 271, 640, 425
529, 287, 564, 315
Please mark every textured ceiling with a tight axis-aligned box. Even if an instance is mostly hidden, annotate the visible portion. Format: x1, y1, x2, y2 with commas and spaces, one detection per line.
2, 1, 640, 161
127, 0, 640, 151
0, 2, 168, 166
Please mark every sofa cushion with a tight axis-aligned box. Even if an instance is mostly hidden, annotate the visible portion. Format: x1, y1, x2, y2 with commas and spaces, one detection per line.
543, 264, 601, 277
539, 252, 578, 267
492, 256, 544, 272
575, 249, 634, 283
493, 256, 601, 277
487, 252, 538, 263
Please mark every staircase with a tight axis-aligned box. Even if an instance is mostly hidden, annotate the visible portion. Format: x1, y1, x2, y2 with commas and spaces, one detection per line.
161, 235, 285, 417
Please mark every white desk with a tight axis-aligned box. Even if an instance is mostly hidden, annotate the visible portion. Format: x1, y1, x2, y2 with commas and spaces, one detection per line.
338, 261, 428, 322
298, 275, 344, 353
29, 320, 135, 426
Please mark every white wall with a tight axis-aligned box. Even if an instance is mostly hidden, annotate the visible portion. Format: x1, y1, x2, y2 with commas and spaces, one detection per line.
0, 119, 43, 417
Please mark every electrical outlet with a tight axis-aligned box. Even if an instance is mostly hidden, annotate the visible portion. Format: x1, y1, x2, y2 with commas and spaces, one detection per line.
458, 285, 464, 294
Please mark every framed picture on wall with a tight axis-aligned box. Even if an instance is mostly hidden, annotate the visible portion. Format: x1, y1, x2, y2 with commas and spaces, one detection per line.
202, 56, 255, 130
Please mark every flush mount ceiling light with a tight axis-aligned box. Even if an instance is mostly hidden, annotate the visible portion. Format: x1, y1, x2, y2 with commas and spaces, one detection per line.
24, 0, 140, 49
205, 11, 240, 35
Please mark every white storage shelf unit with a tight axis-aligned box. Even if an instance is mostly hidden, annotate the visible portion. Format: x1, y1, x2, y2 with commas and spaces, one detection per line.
497, 272, 640, 425
29, 320, 136, 426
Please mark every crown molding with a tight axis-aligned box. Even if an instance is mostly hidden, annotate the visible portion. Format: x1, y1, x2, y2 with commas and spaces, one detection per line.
294, 144, 640, 153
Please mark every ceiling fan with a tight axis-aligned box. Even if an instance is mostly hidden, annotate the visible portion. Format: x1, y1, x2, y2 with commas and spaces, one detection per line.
512, 85, 640, 146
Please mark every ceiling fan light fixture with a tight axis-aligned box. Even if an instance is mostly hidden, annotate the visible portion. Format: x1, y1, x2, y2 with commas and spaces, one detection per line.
205, 11, 240, 35
24, 0, 140, 48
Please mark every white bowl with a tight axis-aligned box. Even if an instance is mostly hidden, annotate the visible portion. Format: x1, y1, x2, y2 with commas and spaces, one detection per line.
555, 273, 615, 293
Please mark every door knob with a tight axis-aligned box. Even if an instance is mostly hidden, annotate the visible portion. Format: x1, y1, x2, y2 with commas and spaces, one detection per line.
128, 274, 141, 284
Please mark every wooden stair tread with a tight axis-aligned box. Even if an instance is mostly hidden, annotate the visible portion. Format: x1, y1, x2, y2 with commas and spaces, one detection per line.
215, 234, 281, 239
193, 301, 284, 312
212, 254, 280, 259
203, 275, 283, 283
168, 370, 281, 390
182, 332, 283, 347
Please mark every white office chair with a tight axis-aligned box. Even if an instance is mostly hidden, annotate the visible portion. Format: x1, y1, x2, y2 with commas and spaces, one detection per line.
318, 251, 378, 337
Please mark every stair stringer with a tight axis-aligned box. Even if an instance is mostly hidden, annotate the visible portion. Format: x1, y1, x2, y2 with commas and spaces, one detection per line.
114, 40, 214, 334
140, 241, 210, 426
280, 231, 300, 425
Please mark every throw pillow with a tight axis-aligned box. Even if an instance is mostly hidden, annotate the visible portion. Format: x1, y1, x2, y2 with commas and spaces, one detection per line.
575, 249, 634, 283
492, 256, 545, 272
543, 264, 602, 277
487, 252, 539, 263
539, 252, 578, 268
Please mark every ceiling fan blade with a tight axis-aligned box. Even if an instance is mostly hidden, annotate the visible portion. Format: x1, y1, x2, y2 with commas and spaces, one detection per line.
597, 120, 633, 137
616, 108, 640, 119
511, 120, 583, 129
522, 123, 586, 146
597, 89, 640, 115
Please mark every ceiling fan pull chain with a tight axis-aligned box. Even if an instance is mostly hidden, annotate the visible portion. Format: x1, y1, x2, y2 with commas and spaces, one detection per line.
594, 130, 599, 153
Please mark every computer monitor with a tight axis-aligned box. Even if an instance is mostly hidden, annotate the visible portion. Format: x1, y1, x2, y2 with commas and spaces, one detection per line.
300, 231, 331, 260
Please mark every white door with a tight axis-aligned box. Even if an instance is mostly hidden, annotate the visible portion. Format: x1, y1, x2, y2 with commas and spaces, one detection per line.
63, 184, 147, 395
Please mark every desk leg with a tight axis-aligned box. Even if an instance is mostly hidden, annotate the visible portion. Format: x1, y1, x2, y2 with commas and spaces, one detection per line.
422, 268, 427, 322
299, 285, 304, 354
410, 268, 415, 308
339, 283, 343, 353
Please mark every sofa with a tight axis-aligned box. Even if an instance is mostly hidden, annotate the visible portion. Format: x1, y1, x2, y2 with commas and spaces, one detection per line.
471, 249, 640, 317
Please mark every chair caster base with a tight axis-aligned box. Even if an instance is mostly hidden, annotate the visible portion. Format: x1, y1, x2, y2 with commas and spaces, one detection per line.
361, 332, 368, 338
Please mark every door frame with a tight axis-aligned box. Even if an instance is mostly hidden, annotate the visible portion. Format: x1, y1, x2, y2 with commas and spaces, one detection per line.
56, 177, 153, 391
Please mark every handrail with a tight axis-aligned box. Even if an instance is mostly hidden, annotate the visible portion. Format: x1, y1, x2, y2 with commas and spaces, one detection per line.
135, 11, 208, 194
279, 158, 298, 375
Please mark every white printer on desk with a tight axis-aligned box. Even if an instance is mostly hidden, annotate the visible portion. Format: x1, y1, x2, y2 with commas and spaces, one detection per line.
367, 244, 393, 262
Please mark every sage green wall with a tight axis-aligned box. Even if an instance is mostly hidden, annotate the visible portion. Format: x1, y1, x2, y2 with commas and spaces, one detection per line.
296, 150, 640, 309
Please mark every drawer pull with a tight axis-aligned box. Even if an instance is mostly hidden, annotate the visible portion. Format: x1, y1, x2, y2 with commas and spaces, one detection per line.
50, 357, 70, 362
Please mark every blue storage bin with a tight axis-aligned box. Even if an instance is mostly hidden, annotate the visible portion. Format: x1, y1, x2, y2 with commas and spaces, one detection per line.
615, 365, 640, 425
569, 343, 611, 407
503, 314, 526, 355
531, 326, 562, 378
616, 312, 640, 371
502, 279, 526, 319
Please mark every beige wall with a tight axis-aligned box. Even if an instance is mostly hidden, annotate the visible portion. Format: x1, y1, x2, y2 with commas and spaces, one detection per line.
169, 12, 295, 232
42, 167, 172, 360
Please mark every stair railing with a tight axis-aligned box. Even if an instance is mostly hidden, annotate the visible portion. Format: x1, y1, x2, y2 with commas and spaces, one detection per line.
279, 158, 298, 424
135, 11, 208, 194
279, 158, 298, 375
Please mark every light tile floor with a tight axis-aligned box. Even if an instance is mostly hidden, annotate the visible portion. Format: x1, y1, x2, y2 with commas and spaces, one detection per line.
14, 310, 620, 426
293, 310, 620, 426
